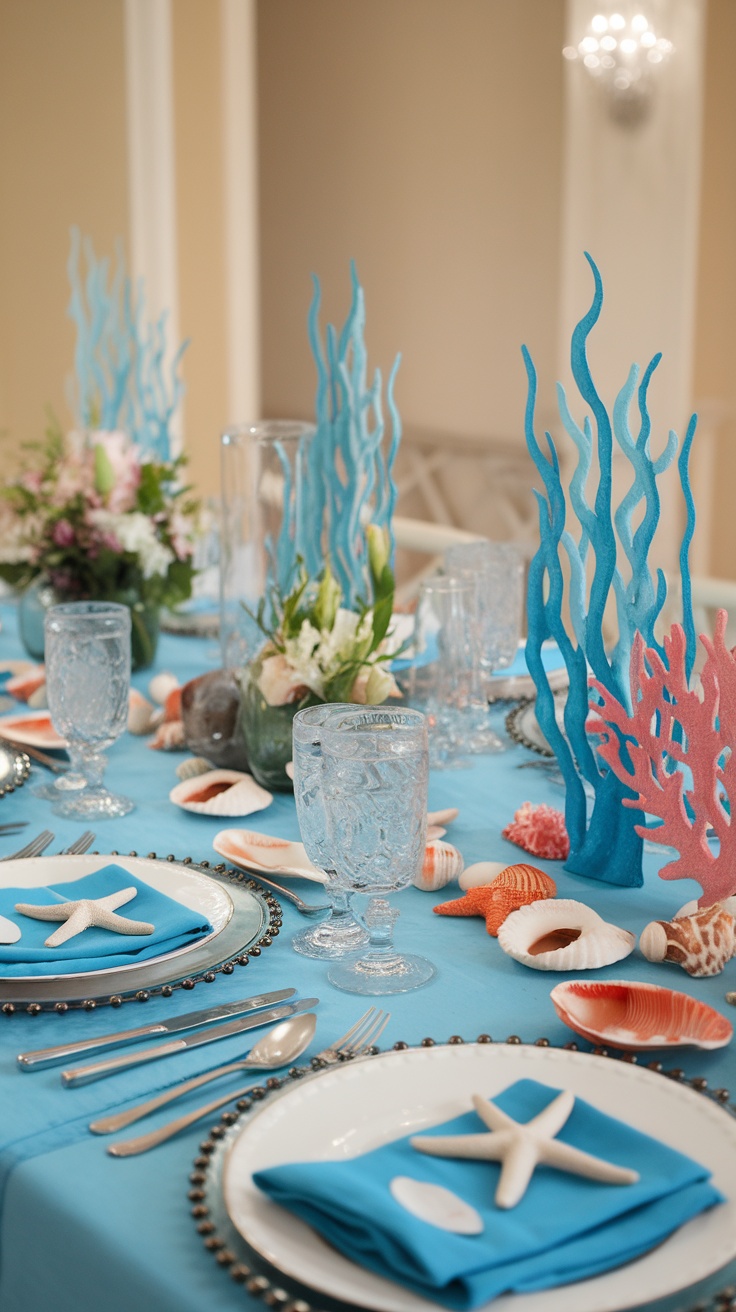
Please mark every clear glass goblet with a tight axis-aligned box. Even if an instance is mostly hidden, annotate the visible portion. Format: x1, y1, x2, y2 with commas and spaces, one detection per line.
320, 706, 435, 995
444, 540, 525, 684
290, 703, 370, 960
44, 602, 134, 819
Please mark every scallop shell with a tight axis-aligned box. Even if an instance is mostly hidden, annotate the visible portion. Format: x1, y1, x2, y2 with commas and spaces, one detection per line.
169, 770, 273, 817
148, 671, 180, 706
412, 840, 465, 891
639, 904, 736, 977
175, 756, 215, 781
550, 979, 733, 1051
212, 828, 326, 882
459, 861, 509, 891
498, 898, 635, 971
128, 689, 160, 736
0, 711, 66, 749
6, 667, 45, 702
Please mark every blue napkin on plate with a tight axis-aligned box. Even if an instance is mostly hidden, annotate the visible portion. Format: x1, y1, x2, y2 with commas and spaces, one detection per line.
254, 1079, 723, 1310
0, 864, 213, 976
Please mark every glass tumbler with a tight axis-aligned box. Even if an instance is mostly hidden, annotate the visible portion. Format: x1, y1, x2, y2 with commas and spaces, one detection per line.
320, 706, 434, 995
44, 602, 133, 819
444, 540, 524, 686
290, 703, 370, 960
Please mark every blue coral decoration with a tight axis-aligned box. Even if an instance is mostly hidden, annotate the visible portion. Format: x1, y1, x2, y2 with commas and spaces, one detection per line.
523, 252, 696, 888
306, 262, 401, 608
66, 228, 186, 461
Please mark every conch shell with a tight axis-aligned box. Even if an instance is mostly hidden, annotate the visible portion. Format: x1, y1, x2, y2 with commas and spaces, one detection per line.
639, 904, 736, 977
413, 840, 464, 891
498, 898, 635, 970
435, 863, 556, 935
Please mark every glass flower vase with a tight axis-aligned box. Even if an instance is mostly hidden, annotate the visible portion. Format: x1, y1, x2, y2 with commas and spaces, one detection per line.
240, 670, 310, 791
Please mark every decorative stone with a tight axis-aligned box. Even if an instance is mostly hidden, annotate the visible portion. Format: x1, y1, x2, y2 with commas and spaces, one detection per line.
181, 669, 248, 770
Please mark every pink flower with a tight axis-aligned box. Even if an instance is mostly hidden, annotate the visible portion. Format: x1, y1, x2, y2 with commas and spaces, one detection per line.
51, 519, 75, 548
21, 470, 43, 494
257, 653, 308, 707
90, 430, 142, 513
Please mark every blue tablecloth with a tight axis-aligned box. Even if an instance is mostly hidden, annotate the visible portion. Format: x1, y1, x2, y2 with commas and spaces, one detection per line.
0, 603, 733, 1312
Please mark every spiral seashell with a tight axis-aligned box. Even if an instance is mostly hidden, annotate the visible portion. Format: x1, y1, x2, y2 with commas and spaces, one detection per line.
175, 756, 216, 781
498, 898, 635, 971
412, 840, 464, 891
459, 861, 508, 891
639, 904, 736, 977
169, 770, 273, 817
550, 979, 733, 1051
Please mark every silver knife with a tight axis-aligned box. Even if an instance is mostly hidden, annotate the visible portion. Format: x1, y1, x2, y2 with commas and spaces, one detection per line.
17, 987, 298, 1071
61, 996, 319, 1087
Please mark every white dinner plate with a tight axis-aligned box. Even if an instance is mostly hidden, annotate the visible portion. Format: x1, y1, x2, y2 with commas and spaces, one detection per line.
0, 854, 234, 982
222, 1043, 736, 1312
0, 709, 66, 749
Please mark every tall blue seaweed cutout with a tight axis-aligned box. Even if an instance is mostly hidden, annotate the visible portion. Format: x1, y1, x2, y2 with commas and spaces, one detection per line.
523, 253, 697, 888
66, 228, 187, 461
306, 262, 401, 607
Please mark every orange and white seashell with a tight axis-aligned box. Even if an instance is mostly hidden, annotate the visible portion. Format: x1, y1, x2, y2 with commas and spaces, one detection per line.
498, 898, 635, 971
212, 828, 326, 882
550, 979, 733, 1051
639, 904, 736, 978
459, 860, 511, 891
434, 865, 556, 935
170, 769, 272, 817
413, 840, 464, 891
502, 801, 569, 861
0, 710, 65, 750
128, 689, 161, 736
148, 671, 180, 706
6, 667, 46, 703
148, 719, 186, 751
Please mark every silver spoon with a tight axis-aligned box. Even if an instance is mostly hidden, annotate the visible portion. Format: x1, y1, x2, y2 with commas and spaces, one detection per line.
90, 1011, 318, 1135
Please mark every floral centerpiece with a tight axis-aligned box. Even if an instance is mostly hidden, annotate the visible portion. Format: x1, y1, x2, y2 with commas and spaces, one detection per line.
0, 425, 199, 668
241, 525, 401, 789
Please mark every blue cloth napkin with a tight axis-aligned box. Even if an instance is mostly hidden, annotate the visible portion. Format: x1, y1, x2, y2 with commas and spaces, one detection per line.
0, 864, 213, 976
254, 1079, 723, 1310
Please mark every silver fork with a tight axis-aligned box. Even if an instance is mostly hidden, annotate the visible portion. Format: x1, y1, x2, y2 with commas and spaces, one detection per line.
0, 830, 54, 861
105, 1007, 391, 1157
60, 831, 96, 856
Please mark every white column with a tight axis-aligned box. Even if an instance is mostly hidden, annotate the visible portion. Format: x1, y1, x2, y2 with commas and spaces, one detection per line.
221, 0, 260, 427
124, 0, 181, 448
558, 0, 705, 573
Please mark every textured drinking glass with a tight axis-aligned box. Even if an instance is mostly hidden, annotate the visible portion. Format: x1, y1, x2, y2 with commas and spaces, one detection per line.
444, 540, 525, 679
320, 707, 434, 995
409, 573, 499, 765
291, 704, 370, 960
44, 602, 133, 818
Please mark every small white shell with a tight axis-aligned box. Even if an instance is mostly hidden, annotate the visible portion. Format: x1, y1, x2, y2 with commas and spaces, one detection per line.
169, 770, 273, 817
149, 671, 180, 706
426, 825, 447, 841
27, 683, 48, 709
676, 895, 736, 918
128, 690, 160, 736
412, 840, 465, 891
389, 1177, 483, 1235
427, 807, 459, 828
498, 898, 635, 972
175, 756, 215, 781
459, 860, 508, 891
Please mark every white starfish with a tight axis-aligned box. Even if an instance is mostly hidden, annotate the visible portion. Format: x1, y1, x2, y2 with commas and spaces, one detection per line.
15, 887, 154, 948
411, 1090, 639, 1210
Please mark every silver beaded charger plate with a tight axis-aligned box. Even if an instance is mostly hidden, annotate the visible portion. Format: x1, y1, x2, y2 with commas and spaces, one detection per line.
199, 1042, 736, 1312
0, 742, 30, 799
0, 854, 279, 1009
505, 691, 569, 758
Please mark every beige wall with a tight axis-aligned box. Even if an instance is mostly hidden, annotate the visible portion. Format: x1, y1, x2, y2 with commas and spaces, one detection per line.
0, 0, 128, 469
693, 0, 736, 577
257, 0, 565, 443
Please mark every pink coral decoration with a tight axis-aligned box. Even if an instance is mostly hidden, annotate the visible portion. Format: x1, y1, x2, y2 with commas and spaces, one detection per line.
502, 802, 570, 861
590, 609, 736, 909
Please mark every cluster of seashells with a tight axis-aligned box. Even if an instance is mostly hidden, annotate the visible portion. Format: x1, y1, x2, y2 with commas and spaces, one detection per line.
128, 672, 185, 750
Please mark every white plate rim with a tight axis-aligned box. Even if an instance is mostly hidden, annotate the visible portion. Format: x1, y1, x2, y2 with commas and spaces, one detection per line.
0, 853, 234, 981
221, 1043, 736, 1312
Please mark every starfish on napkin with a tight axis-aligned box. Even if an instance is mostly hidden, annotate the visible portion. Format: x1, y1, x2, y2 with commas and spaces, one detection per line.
411, 1089, 638, 1209
14, 887, 154, 948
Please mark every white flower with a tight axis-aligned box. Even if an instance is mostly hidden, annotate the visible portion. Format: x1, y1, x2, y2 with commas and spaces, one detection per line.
88, 510, 174, 579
